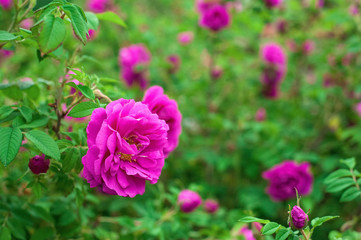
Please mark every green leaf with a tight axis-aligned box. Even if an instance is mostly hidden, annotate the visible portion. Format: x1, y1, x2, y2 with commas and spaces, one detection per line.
0, 31, 18, 42
85, 11, 99, 30
30, 227, 55, 240
326, 178, 355, 193
239, 216, 270, 224
262, 222, 281, 235
38, 15, 66, 54
63, 4, 88, 45
28, 204, 54, 223
62, 148, 80, 172
25, 130, 60, 160
340, 187, 361, 202
67, 102, 98, 118
19, 115, 48, 129
19, 106, 33, 123
66, 82, 95, 100
311, 216, 339, 228
324, 169, 353, 184
0, 127, 22, 167
275, 228, 291, 240
0, 227, 11, 240
7, 218, 26, 240
0, 106, 15, 119
96, 11, 126, 27
341, 158, 356, 169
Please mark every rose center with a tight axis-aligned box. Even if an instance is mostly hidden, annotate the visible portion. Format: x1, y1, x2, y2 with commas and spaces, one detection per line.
118, 136, 141, 163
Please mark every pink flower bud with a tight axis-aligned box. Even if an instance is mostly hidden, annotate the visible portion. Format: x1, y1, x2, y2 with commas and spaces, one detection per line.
255, 108, 266, 122
28, 154, 50, 175
178, 31, 194, 45
178, 190, 202, 213
204, 199, 219, 213
290, 206, 309, 229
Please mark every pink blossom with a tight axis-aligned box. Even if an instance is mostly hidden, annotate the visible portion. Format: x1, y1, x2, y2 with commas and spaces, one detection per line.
178, 190, 202, 213
20, 18, 34, 29
86, 0, 111, 13
262, 161, 313, 201
87, 29, 98, 41
143, 86, 182, 157
211, 66, 223, 79
264, 0, 283, 8
178, 31, 194, 45
0, 49, 13, 65
255, 108, 266, 122
261, 43, 287, 66
290, 206, 309, 229
199, 4, 231, 32
195, 0, 220, 13
167, 54, 181, 74
82, 99, 169, 197
28, 154, 50, 175
204, 199, 219, 213
119, 44, 151, 89
355, 102, 361, 117
316, 0, 324, 8
0, 0, 12, 9
302, 40, 315, 55
349, 5, 359, 16
239, 226, 256, 240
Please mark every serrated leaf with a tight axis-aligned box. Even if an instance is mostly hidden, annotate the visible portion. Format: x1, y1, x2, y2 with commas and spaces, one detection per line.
19, 115, 48, 129
324, 169, 353, 184
340, 187, 361, 202
85, 11, 99, 30
0, 127, 22, 167
326, 178, 355, 193
239, 216, 270, 224
262, 222, 281, 235
341, 158, 356, 169
0, 31, 18, 42
28, 205, 54, 223
66, 82, 95, 100
67, 102, 98, 118
96, 11, 126, 27
19, 106, 33, 123
25, 130, 60, 160
38, 15, 66, 54
29, 227, 55, 240
63, 4, 88, 45
0, 106, 15, 119
311, 216, 339, 228
275, 228, 291, 240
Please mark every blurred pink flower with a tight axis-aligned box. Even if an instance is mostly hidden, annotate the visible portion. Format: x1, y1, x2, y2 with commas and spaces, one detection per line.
211, 66, 223, 79
264, 0, 283, 8
199, 4, 231, 32
195, 0, 220, 13
87, 0, 111, 13
167, 54, 181, 74
20, 18, 34, 29
239, 226, 256, 240
178, 190, 202, 213
178, 31, 194, 45
255, 108, 266, 122
119, 44, 151, 89
302, 40, 315, 55
253, 222, 263, 232
82, 99, 169, 197
316, 0, 324, 8
87, 29, 98, 41
262, 161, 313, 201
204, 199, 219, 213
143, 86, 182, 157
355, 102, 361, 117
0, 0, 12, 9
349, 4, 359, 16
28, 154, 50, 175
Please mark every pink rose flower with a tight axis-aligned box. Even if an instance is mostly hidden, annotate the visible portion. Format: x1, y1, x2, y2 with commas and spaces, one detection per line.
195, 0, 220, 13
177, 31, 194, 45
199, 4, 231, 32
87, 29, 98, 41
349, 4, 359, 16
0, 0, 12, 9
290, 206, 309, 229
264, 0, 282, 8
167, 54, 181, 74
255, 108, 266, 122
211, 66, 223, 79
302, 40, 315, 55
143, 86, 182, 157
119, 44, 151, 89
0, 49, 13, 65
20, 18, 34, 29
178, 189, 202, 213
354, 102, 361, 117
239, 226, 256, 240
204, 199, 219, 213
28, 154, 50, 175
262, 161, 313, 201
82, 99, 169, 197
86, 0, 111, 13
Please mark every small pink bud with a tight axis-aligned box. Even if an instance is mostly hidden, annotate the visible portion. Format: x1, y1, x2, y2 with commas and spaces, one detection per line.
28, 154, 50, 175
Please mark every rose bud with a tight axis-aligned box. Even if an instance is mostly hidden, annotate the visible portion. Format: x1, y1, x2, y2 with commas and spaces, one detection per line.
178, 189, 202, 213
28, 154, 50, 174
290, 206, 309, 229
204, 199, 219, 213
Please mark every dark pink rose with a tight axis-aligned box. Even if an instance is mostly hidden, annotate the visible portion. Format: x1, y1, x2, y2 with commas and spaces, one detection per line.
199, 4, 231, 32
290, 206, 309, 229
28, 154, 50, 175
178, 189, 202, 213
